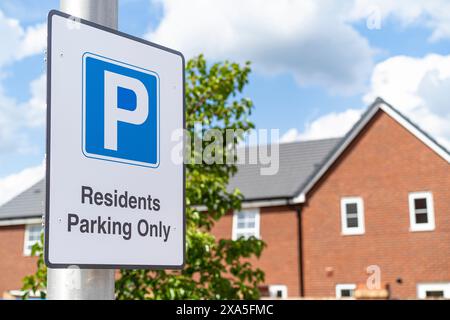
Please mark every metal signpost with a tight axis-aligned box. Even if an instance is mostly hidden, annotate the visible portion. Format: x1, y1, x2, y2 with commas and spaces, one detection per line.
46, 0, 185, 299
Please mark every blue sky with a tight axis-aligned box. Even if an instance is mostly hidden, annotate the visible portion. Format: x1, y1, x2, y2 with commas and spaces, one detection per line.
0, 0, 449, 203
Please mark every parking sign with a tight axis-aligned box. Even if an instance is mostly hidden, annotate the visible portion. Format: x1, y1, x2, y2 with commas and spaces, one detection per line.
45, 10, 184, 268
83, 53, 160, 167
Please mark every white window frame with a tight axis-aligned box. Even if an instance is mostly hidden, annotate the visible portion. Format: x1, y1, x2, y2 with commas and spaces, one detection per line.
23, 223, 42, 256
232, 209, 260, 240
417, 283, 450, 299
8, 289, 45, 299
268, 285, 288, 299
336, 283, 356, 298
340, 197, 365, 235
409, 192, 435, 232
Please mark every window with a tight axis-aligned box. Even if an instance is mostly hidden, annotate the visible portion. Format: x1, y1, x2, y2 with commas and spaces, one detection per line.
24, 224, 42, 256
336, 284, 356, 298
232, 209, 260, 240
408, 192, 435, 232
340, 197, 365, 235
417, 283, 450, 299
268, 285, 288, 299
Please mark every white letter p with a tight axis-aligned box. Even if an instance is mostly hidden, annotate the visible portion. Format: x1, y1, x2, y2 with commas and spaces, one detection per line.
104, 70, 149, 151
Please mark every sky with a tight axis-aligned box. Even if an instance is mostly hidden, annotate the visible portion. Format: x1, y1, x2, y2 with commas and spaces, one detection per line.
0, 0, 449, 204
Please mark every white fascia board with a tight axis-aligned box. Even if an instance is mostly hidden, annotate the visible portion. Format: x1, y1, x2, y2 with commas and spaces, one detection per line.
241, 199, 290, 209
291, 193, 305, 204
380, 104, 450, 163
0, 217, 42, 226
193, 198, 293, 212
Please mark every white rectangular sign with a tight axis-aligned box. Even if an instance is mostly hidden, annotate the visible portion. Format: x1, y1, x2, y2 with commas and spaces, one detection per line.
45, 10, 185, 268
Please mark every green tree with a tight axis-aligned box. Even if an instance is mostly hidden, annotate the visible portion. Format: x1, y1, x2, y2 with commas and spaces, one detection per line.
22, 233, 47, 299
22, 55, 265, 300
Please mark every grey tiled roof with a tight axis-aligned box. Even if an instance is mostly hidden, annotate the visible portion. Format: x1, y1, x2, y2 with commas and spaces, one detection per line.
0, 179, 45, 221
227, 138, 341, 200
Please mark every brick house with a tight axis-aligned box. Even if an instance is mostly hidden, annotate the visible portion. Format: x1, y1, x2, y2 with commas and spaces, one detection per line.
215, 98, 450, 299
0, 98, 449, 299
0, 179, 44, 297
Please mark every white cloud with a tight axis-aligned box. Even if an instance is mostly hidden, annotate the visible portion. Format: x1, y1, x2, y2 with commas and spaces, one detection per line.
147, 0, 450, 94
279, 128, 302, 144
283, 54, 450, 149
0, 10, 23, 67
0, 10, 46, 67
364, 54, 450, 149
280, 109, 363, 143
22, 73, 46, 127
0, 160, 44, 206
0, 11, 47, 155
147, 0, 374, 94
0, 13, 47, 205
0, 72, 46, 154
17, 23, 47, 60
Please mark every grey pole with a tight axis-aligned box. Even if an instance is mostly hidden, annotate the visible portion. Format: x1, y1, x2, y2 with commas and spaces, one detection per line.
46, 0, 118, 300
60, 0, 118, 29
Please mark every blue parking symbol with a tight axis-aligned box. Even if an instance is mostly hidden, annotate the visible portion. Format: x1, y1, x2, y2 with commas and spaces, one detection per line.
83, 53, 159, 167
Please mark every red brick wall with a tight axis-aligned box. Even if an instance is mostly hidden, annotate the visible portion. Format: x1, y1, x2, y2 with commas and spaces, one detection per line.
212, 206, 301, 297
0, 225, 38, 295
301, 111, 450, 299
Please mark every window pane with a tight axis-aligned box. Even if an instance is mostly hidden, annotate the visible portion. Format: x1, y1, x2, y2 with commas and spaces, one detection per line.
347, 217, 359, 228
341, 289, 354, 297
239, 211, 254, 218
237, 212, 255, 223
346, 203, 358, 214
343, 200, 361, 230
415, 213, 428, 224
27, 226, 42, 240
426, 291, 444, 298
30, 235, 40, 241
31, 230, 41, 237
414, 198, 427, 210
